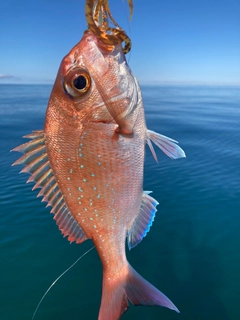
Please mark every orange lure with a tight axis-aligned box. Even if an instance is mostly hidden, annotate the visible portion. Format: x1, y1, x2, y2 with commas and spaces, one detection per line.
13, 1, 185, 319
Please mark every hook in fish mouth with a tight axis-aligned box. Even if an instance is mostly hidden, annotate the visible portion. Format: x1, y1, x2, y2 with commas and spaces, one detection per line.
85, 0, 133, 54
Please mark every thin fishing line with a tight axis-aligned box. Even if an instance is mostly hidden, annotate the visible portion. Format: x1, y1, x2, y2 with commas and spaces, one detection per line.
31, 246, 95, 320
121, 0, 132, 63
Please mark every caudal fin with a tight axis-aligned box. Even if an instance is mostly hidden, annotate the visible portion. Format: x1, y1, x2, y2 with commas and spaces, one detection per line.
98, 263, 179, 320
126, 264, 179, 311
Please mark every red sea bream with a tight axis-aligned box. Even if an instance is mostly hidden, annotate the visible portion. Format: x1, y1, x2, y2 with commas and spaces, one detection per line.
12, 2, 185, 319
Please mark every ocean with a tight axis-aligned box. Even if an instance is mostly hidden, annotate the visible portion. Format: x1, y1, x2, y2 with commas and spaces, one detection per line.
1, 84, 239, 320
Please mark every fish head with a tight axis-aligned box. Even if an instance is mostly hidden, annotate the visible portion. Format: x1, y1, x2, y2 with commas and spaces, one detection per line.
47, 31, 138, 133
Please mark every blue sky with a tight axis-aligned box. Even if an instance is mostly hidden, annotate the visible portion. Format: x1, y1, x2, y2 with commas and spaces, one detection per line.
1, 0, 240, 85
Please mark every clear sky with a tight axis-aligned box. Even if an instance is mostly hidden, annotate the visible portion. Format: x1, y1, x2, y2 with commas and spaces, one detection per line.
1, 0, 240, 85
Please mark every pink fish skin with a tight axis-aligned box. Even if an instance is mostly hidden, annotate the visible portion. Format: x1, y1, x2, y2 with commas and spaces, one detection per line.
12, 30, 185, 319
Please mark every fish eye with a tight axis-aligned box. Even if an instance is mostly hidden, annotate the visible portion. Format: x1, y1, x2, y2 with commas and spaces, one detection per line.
73, 75, 87, 90
64, 68, 91, 97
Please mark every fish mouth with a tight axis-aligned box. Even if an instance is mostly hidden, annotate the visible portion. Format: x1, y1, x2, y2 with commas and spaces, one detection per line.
79, 32, 139, 134
103, 76, 138, 134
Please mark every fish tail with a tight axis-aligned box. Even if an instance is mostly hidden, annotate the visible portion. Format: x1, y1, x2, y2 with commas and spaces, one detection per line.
98, 266, 128, 320
98, 263, 179, 320
125, 264, 179, 312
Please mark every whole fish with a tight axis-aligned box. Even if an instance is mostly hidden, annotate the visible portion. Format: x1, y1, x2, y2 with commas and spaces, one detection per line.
12, 1, 185, 319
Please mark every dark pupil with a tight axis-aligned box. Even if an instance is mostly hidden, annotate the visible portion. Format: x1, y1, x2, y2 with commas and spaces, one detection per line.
73, 75, 87, 90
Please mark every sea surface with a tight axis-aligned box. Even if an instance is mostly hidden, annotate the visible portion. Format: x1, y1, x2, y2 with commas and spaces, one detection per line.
1, 84, 240, 320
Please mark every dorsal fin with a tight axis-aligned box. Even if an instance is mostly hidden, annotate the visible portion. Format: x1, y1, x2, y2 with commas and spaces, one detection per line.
12, 130, 88, 244
127, 191, 158, 250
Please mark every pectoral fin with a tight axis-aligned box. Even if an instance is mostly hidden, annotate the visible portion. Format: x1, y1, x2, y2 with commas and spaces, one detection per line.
147, 129, 186, 162
127, 191, 158, 250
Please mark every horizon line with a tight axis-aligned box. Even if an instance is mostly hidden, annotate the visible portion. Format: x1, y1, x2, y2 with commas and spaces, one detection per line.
0, 81, 240, 87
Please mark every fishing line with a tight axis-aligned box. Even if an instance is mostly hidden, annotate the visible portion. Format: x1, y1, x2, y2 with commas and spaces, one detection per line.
121, 0, 132, 64
31, 245, 95, 320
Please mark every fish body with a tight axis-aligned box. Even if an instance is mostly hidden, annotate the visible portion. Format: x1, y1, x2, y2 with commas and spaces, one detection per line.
13, 30, 185, 319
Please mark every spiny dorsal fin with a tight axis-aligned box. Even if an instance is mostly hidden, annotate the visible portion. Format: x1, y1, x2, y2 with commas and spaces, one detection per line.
127, 191, 159, 250
147, 129, 186, 162
12, 131, 88, 244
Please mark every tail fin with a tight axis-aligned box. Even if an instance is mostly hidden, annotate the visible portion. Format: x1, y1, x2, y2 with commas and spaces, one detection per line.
98, 263, 179, 320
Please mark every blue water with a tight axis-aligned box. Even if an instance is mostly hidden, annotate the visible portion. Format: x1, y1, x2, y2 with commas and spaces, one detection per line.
1, 84, 240, 320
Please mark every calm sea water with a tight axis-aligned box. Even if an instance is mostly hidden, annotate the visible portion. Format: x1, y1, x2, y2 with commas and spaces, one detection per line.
1, 84, 240, 320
